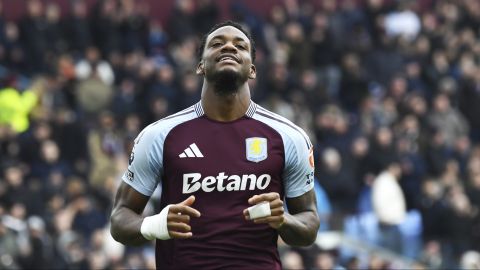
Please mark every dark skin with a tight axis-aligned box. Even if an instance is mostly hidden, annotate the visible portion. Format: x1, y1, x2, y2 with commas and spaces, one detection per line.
110, 25, 319, 246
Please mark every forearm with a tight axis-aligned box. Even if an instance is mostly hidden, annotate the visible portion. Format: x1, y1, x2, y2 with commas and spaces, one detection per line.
278, 210, 319, 246
110, 207, 149, 246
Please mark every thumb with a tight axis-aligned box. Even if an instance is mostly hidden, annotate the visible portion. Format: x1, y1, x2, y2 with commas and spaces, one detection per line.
179, 195, 195, 206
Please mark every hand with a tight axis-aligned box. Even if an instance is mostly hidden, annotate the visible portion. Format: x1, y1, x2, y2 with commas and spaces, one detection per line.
243, 192, 285, 229
167, 196, 201, 239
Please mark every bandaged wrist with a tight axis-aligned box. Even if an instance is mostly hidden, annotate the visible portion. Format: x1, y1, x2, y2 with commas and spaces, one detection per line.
247, 201, 271, 219
140, 205, 172, 240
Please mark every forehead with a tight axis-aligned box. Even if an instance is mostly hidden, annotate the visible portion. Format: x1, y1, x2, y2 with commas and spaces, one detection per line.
206, 25, 250, 44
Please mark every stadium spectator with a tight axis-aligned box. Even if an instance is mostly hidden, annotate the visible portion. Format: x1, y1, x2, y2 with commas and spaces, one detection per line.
75, 46, 115, 86
19, 0, 49, 73
372, 162, 406, 253
0, 85, 38, 133
428, 93, 469, 147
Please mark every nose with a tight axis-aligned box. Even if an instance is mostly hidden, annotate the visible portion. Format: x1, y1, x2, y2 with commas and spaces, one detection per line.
220, 41, 237, 52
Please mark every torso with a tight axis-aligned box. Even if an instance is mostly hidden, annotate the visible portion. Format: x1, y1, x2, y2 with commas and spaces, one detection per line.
124, 101, 314, 270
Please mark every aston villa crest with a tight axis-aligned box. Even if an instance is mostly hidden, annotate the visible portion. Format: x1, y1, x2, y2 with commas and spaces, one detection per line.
246, 137, 268, 163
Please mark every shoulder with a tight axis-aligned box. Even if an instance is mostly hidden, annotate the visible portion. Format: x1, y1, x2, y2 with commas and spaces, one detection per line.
373, 172, 395, 187
252, 104, 312, 149
135, 104, 201, 145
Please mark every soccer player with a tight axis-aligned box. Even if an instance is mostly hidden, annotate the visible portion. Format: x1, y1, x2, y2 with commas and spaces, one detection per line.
110, 21, 319, 269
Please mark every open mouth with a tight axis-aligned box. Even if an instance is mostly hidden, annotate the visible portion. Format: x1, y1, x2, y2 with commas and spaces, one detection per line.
217, 54, 239, 63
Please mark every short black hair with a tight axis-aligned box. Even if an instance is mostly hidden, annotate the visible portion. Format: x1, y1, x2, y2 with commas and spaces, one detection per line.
197, 20, 256, 63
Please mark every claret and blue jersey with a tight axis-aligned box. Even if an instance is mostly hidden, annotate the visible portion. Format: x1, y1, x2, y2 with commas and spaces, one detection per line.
123, 101, 314, 269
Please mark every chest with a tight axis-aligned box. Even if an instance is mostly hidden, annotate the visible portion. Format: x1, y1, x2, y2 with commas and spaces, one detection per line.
159, 117, 286, 214
163, 117, 284, 176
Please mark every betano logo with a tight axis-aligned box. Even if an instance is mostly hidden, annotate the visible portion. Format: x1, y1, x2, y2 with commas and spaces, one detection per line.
182, 172, 271, 194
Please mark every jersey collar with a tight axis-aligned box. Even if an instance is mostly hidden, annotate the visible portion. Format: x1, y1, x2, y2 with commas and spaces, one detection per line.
194, 100, 257, 118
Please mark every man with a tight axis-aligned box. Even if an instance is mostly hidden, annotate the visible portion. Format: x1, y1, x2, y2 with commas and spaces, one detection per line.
372, 162, 406, 254
110, 21, 319, 269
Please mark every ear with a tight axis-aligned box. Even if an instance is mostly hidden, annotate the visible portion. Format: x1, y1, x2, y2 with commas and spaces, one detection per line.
196, 61, 204, 75
248, 64, 256, 79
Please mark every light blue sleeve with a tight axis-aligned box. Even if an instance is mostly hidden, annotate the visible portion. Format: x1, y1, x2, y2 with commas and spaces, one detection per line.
283, 133, 315, 198
122, 124, 163, 196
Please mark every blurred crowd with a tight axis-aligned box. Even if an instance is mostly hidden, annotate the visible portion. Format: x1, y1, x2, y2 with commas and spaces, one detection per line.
1, 0, 480, 269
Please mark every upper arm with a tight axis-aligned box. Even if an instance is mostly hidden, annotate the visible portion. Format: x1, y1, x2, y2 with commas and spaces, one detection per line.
112, 181, 150, 215
122, 124, 163, 196
283, 130, 315, 198
285, 188, 318, 215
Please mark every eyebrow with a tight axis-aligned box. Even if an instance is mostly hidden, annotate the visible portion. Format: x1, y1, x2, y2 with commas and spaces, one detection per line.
208, 35, 248, 44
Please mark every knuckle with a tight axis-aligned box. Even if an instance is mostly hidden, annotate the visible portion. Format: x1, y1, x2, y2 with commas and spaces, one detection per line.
172, 233, 183, 239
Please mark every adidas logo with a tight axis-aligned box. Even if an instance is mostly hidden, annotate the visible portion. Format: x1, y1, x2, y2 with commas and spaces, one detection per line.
179, 143, 204, 158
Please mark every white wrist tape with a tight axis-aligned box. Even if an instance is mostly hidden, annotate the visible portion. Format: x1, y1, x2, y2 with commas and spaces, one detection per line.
140, 205, 172, 240
247, 201, 271, 219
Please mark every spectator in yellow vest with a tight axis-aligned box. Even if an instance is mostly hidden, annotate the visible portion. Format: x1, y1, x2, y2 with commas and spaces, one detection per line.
0, 87, 38, 133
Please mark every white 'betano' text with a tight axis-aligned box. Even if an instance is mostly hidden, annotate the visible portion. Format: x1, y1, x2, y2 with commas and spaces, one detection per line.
182, 172, 271, 194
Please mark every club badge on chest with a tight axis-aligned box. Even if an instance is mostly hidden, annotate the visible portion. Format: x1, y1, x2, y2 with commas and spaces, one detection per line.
246, 137, 268, 163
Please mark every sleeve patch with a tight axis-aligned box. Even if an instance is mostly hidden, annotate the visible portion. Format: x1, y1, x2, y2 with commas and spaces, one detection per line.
308, 148, 315, 168
126, 169, 134, 181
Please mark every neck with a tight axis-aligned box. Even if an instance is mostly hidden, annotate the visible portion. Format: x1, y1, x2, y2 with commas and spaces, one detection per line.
200, 80, 251, 122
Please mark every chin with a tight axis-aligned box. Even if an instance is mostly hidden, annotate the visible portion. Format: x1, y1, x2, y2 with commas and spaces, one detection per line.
210, 69, 245, 95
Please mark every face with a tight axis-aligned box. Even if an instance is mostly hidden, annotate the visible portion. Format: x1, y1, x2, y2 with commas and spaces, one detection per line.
197, 26, 256, 95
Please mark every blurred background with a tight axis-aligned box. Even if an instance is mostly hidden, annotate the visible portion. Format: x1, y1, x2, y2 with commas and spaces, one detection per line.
1, 0, 480, 269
